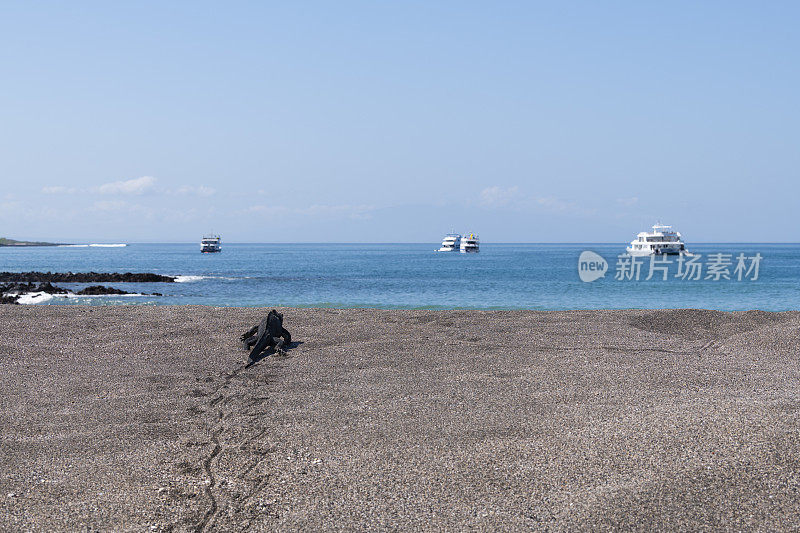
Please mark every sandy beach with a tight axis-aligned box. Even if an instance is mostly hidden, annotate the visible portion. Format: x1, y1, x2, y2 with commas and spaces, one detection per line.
1, 306, 799, 531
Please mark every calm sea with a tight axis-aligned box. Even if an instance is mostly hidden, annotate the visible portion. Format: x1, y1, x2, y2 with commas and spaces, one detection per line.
1, 243, 799, 310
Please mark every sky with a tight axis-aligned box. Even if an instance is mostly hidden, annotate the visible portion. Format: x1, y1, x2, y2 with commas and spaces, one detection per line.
1, 1, 798, 243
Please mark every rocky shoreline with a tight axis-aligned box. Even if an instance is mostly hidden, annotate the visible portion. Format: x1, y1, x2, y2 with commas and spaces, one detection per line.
0, 271, 175, 283
0, 280, 164, 304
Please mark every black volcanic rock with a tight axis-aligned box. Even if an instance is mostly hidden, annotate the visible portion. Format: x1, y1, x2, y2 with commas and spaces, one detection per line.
76, 285, 133, 296
1, 282, 34, 294
0, 282, 35, 304
1, 281, 72, 298
0, 276, 169, 302
0, 272, 175, 283
36, 282, 69, 294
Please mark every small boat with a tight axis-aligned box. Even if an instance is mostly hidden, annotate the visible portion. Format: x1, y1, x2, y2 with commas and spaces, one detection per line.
460, 233, 479, 253
436, 233, 461, 252
201, 234, 221, 253
626, 224, 687, 256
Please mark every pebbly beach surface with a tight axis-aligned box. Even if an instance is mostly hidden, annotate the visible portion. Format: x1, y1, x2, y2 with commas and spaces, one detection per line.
1, 306, 800, 531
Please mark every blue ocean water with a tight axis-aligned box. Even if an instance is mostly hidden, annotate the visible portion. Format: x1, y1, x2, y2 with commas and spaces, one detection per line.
1, 243, 799, 310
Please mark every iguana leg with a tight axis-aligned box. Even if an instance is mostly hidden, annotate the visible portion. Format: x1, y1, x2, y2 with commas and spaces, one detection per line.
281, 328, 292, 346
248, 332, 278, 361
240, 324, 258, 341
274, 337, 287, 355
241, 335, 257, 351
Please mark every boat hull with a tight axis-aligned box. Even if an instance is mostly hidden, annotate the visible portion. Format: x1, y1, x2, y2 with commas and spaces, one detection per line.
626, 247, 683, 256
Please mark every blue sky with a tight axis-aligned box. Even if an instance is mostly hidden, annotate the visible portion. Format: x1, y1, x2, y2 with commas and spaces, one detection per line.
1, 2, 798, 243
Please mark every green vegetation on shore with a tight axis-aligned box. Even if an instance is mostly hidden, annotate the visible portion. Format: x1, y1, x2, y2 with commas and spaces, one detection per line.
0, 237, 62, 247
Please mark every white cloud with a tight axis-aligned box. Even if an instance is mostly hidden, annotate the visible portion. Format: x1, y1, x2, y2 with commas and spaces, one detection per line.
96, 176, 156, 195
479, 186, 519, 208
172, 185, 216, 197
42, 186, 77, 194
45, 177, 217, 198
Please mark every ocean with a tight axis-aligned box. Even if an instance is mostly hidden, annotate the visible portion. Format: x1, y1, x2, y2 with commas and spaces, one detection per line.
1, 243, 799, 310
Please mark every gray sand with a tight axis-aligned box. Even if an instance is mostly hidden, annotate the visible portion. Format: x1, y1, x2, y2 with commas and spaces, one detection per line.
1, 306, 799, 531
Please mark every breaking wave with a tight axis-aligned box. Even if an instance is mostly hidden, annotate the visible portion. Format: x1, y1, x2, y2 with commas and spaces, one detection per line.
61, 293, 145, 298
16, 292, 54, 304
174, 275, 206, 283
16, 292, 146, 304
174, 275, 239, 282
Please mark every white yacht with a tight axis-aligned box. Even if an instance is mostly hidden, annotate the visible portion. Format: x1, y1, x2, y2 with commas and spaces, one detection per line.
436, 233, 462, 252
460, 233, 479, 253
626, 224, 687, 256
201, 234, 221, 253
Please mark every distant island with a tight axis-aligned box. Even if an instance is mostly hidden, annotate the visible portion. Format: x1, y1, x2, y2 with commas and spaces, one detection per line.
0, 237, 63, 247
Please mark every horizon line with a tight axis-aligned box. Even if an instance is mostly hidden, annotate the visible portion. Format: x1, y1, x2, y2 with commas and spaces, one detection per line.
38, 241, 800, 245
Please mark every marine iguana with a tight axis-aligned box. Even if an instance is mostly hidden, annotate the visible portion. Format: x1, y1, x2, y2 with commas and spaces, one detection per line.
240, 309, 292, 364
